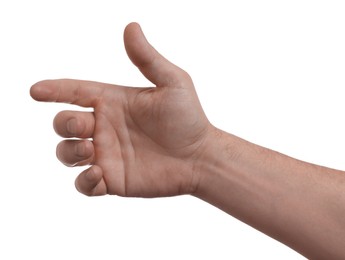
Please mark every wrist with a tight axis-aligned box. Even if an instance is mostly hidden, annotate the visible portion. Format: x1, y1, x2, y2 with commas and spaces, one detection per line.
191, 126, 240, 198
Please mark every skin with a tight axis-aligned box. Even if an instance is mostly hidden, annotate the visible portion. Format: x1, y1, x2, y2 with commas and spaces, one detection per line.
30, 22, 345, 259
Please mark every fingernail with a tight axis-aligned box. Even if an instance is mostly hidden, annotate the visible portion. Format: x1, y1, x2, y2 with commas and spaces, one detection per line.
76, 142, 86, 157
67, 118, 77, 135
85, 168, 95, 181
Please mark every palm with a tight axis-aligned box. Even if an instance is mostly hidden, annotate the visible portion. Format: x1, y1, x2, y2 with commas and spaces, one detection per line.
91, 80, 208, 197
31, 23, 210, 197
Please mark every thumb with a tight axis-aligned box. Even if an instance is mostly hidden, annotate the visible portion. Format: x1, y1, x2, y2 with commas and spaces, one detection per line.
124, 22, 191, 87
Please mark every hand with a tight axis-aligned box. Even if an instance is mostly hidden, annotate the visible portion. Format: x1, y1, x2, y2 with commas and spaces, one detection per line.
30, 22, 211, 197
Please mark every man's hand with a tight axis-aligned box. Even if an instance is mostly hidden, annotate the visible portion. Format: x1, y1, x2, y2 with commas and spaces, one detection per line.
30, 22, 211, 197
30, 22, 345, 260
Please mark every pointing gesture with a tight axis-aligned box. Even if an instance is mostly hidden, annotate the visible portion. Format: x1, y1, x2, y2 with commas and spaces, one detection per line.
30, 23, 211, 197
30, 22, 345, 259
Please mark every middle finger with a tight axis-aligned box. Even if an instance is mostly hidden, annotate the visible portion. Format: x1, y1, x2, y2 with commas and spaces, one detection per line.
53, 110, 95, 138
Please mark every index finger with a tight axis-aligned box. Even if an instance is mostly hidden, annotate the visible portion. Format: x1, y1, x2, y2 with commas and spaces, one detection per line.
30, 79, 107, 107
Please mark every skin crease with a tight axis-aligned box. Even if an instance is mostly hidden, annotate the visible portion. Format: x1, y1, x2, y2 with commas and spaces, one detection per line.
31, 23, 345, 259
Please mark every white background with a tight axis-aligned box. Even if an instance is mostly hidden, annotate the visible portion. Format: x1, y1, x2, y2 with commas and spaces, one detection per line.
1, 0, 344, 259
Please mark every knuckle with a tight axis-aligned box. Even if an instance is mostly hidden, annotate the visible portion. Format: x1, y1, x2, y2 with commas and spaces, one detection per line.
170, 69, 192, 88
56, 141, 76, 167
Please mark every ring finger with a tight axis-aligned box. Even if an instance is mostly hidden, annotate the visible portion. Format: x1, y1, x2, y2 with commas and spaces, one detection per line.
56, 139, 95, 167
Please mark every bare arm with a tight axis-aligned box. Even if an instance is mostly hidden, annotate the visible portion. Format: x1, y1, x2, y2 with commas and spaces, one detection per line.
30, 23, 345, 259
194, 128, 345, 259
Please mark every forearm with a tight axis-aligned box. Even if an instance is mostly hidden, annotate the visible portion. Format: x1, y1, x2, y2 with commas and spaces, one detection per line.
194, 127, 345, 259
